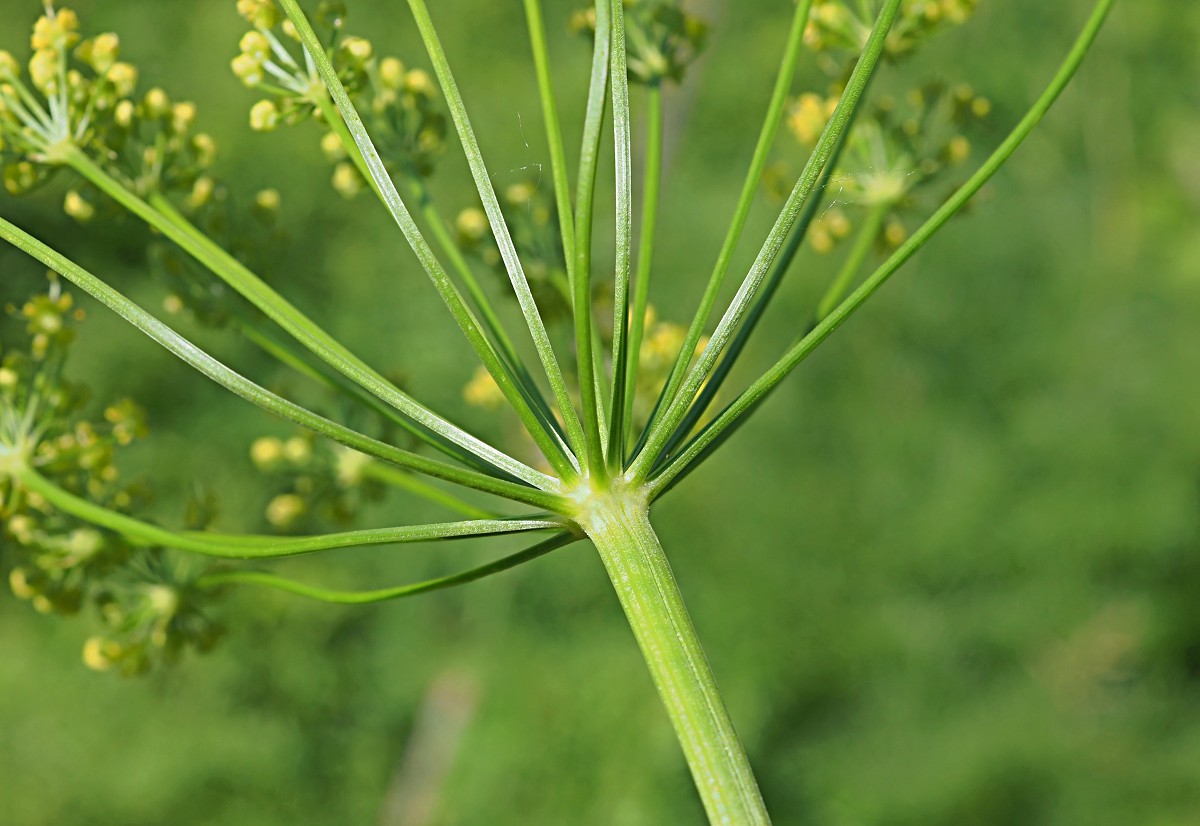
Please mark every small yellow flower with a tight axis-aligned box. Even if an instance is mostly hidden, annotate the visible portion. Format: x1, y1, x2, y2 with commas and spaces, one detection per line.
250, 436, 285, 469
266, 493, 306, 528
463, 366, 504, 409
249, 99, 279, 132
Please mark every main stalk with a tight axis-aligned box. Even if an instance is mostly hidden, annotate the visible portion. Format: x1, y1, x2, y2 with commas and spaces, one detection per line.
577, 489, 770, 824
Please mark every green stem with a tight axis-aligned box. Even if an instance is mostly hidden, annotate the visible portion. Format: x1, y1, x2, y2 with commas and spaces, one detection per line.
629, 0, 813, 463
815, 201, 888, 321
404, 0, 589, 475
399, 172, 574, 455
319, 93, 567, 453
581, 494, 769, 824
61, 146, 547, 487
623, 83, 664, 456
650, 0, 1118, 498
628, 0, 902, 482
606, 0, 634, 474
200, 531, 579, 604
0, 216, 565, 511
361, 461, 498, 519
654, 129, 852, 466
15, 465, 558, 559
303, 90, 578, 481
573, 0, 613, 477
523, 0, 577, 276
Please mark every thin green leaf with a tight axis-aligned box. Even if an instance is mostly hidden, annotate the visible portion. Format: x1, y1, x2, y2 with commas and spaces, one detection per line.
62, 148, 544, 487
573, 0, 613, 476
523, 0, 578, 274
622, 85, 664, 458
606, 0, 634, 473
404, 0, 589, 470
650, 0, 1117, 498
628, 0, 814, 462
276, 1, 578, 481
629, 0, 903, 481
199, 531, 580, 604
16, 467, 560, 559
0, 217, 567, 512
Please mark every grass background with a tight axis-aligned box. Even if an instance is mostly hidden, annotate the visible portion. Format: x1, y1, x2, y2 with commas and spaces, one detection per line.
2, 0, 1199, 823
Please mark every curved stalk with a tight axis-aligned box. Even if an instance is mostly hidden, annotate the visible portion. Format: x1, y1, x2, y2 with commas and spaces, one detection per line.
403, 0, 589, 470
523, 0, 577, 273
606, 0, 635, 473
200, 531, 579, 603
15, 466, 560, 559
60, 147, 549, 488
580, 495, 769, 824
0, 216, 567, 511
622, 84, 664, 456
629, 0, 813, 461
629, 0, 903, 482
572, 0, 613, 476
650, 0, 1118, 498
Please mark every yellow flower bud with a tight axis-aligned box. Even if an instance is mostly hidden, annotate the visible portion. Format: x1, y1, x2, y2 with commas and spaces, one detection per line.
331, 161, 363, 198
90, 33, 121, 71
884, 218, 907, 247
250, 436, 285, 469
171, 102, 197, 133
191, 133, 218, 167
405, 69, 433, 96
107, 62, 138, 96
319, 130, 346, 161
114, 98, 135, 127
947, 135, 970, 164
83, 636, 115, 671
162, 294, 185, 315
236, 0, 281, 29
334, 448, 371, 487
9, 568, 35, 600
0, 50, 21, 77
239, 31, 271, 61
64, 190, 95, 222
463, 366, 504, 409
28, 49, 60, 93
455, 207, 488, 242
143, 87, 170, 118
283, 437, 311, 465
188, 176, 215, 209
231, 53, 264, 88
379, 56, 405, 89
255, 188, 281, 212
505, 182, 534, 206
249, 99, 279, 131
341, 36, 373, 62
266, 493, 306, 528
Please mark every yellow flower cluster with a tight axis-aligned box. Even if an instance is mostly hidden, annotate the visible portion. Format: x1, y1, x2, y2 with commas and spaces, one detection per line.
571, 0, 709, 86
805, 0, 981, 61
249, 432, 384, 530
784, 80, 990, 254
81, 570, 223, 677
0, 4, 215, 213
230, 0, 447, 194
1, 285, 223, 677
455, 178, 571, 322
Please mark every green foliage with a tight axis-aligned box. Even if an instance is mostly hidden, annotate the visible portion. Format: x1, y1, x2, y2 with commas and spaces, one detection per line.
0, 0, 1179, 823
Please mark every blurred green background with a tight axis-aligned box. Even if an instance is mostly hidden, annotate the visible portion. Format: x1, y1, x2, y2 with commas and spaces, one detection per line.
2, 1, 1199, 823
